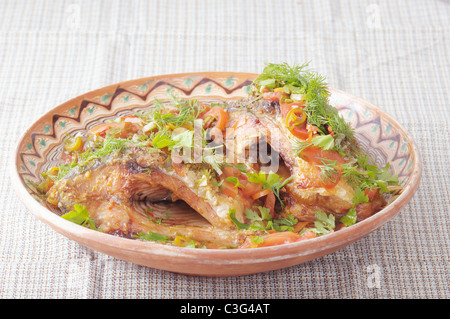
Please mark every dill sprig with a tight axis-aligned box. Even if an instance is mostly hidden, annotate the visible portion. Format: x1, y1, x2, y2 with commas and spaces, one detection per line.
253, 62, 311, 90
253, 62, 355, 143
309, 153, 399, 193
78, 135, 129, 164
145, 94, 206, 130
315, 158, 339, 184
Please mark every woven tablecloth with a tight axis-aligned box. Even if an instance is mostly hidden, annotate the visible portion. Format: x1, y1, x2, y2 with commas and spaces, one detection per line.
0, 0, 448, 299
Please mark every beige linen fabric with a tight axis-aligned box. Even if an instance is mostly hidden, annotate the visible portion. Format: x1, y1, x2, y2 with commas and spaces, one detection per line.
0, 0, 448, 298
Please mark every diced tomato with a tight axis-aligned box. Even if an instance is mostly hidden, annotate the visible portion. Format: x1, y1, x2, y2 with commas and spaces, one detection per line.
145, 210, 155, 218
248, 187, 269, 200
280, 101, 311, 140
327, 125, 335, 136
167, 109, 180, 115
256, 231, 302, 247
61, 151, 74, 163
222, 166, 241, 178
231, 117, 248, 131
354, 188, 385, 221
364, 188, 380, 201
237, 183, 262, 209
197, 102, 211, 118
122, 115, 142, 124
262, 91, 284, 102
280, 101, 305, 118
289, 122, 311, 140
356, 189, 386, 221
201, 106, 229, 131
293, 221, 309, 233
221, 181, 238, 199
89, 123, 111, 138
116, 121, 141, 138
300, 145, 346, 188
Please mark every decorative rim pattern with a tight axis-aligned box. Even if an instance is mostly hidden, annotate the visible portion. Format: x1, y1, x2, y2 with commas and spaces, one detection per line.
328, 89, 414, 183
17, 73, 253, 203
11, 72, 422, 276
17, 73, 415, 203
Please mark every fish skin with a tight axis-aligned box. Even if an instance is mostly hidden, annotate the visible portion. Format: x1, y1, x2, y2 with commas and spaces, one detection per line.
49, 147, 249, 248
50, 96, 382, 247
239, 98, 356, 221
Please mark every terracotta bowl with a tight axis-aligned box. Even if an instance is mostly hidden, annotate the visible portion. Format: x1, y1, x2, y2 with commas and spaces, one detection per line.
11, 72, 422, 276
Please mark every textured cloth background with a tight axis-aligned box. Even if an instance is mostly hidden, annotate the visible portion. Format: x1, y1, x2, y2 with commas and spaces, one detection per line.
0, 0, 449, 299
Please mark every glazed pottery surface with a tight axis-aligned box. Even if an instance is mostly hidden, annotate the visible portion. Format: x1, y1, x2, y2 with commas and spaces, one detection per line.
11, 72, 421, 276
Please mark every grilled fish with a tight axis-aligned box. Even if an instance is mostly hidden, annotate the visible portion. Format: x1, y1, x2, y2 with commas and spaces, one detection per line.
41, 62, 398, 249
48, 147, 249, 248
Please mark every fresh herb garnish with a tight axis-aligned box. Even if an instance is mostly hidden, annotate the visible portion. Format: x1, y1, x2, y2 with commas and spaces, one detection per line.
340, 208, 357, 227
61, 204, 101, 231
152, 133, 177, 149
315, 158, 339, 184
224, 176, 245, 188
55, 161, 78, 180
352, 187, 369, 205
292, 135, 335, 156
269, 214, 298, 232
337, 187, 369, 227
132, 231, 169, 242
308, 211, 335, 236
230, 207, 298, 233
244, 206, 272, 231
78, 136, 129, 164
253, 62, 312, 93
245, 171, 293, 208
229, 209, 250, 230
253, 62, 355, 152
341, 158, 399, 193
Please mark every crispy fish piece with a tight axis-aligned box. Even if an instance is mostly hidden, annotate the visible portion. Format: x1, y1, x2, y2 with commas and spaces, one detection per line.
48, 147, 248, 248
242, 99, 356, 221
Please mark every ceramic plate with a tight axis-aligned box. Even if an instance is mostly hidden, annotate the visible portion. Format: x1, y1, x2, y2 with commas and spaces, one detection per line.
11, 72, 421, 276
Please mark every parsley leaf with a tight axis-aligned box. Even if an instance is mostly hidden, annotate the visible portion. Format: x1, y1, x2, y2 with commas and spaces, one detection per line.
152, 133, 176, 149
271, 214, 298, 232
171, 130, 194, 149
225, 176, 244, 188
340, 208, 357, 227
251, 236, 264, 244
61, 204, 89, 225
243, 206, 273, 231
133, 231, 169, 242
246, 171, 293, 208
229, 209, 250, 230
61, 204, 100, 231
352, 187, 369, 205
310, 134, 335, 150
292, 134, 335, 156
231, 207, 298, 233
377, 163, 399, 185
311, 211, 335, 236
